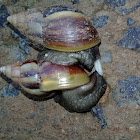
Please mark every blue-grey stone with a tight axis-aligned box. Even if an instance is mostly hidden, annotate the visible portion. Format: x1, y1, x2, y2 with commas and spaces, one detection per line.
11, 0, 19, 4
38, 105, 44, 110
127, 18, 136, 26
19, 39, 31, 55
71, 0, 79, 4
115, 26, 140, 52
11, 30, 20, 39
0, 5, 10, 27
27, 113, 35, 119
104, 0, 126, 8
112, 75, 140, 107
15, 52, 26, 62
1, 83, 20, 97
104, 0, 140, 15
11, 28, 24, 38
101, 51, 112, 63
91, 105, 107, 129
92, 16, 109, 28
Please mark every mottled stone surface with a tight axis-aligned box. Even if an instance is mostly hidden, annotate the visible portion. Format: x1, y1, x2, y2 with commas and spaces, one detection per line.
113, 75, 140, 107
104, 0, 140, 15
127, 17, 136, 26
91, 105, 107, 129
19, 39, 31, 55
0, 5, 9, 27
0, 0, 140, 140
115, 26, 140, 52
92, 16, 109, 28
101, 51, 112, 63
1, 83, 19, 97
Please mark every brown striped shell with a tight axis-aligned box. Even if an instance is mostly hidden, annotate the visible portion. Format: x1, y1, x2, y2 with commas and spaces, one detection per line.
7, 5, 101, 52
0, 59, 90, 95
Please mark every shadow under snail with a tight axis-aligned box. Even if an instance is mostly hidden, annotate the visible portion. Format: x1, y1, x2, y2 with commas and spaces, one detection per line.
0, 5, 107, 112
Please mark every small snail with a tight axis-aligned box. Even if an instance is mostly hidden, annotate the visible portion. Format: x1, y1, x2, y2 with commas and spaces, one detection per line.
0, 59, 89, 95
0, 5, 107, 112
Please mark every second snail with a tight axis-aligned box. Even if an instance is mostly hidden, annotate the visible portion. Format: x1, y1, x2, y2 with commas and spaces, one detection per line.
0, 5, 107, 113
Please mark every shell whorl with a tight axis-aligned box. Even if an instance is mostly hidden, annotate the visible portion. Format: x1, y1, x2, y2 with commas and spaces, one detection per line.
0, 59, 90, 96
7, 5, 101, 52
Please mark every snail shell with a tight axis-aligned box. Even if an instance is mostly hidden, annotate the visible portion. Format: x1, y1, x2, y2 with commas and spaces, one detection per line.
7, 5, 101, 52
0, 59, 89, 96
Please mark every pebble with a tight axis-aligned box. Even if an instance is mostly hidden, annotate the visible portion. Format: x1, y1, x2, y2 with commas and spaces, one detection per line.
0, 5, 10, 27
101, 51, 112, 63
1, 83, 20, 97
115, 26, 140, 52
11, 28, 24, 38
112, 75, 140, 107
15, 52, 26, 62
104, 0, 126, 9
104, 0, 140, 15
71, 0, 79, 4
91, 104, 107, 129
26, 113, 35, 119
129, 126, 137, 132
11, 30, 20, 39
127, 17, 136, 26
11, 0, 19, 4
92, 16, 109, 28
19, 39, 31, 55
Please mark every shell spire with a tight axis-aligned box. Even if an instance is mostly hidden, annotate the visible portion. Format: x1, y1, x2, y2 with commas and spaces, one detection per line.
7, 8, 43, 45
0, 64, 20, 83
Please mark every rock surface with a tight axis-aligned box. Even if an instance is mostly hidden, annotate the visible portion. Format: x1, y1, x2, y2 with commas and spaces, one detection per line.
0, 0, 140, 139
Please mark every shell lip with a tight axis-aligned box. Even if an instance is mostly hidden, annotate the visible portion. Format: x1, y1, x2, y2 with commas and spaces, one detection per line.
45, 39, 101, 52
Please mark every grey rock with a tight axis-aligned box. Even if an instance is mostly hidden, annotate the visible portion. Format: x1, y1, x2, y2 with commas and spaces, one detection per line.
104, 0, 140, 15
91, 104, 107, 129
127, 17, 136, 26
71, 0, 79, 4
1, 83, 20, 97
112, 75, 140, 107
92, 16, 109, 28
0, 5, 10, 27
101, 51, 112, 63
115, 26, 140, 52
19, 39, 31, 55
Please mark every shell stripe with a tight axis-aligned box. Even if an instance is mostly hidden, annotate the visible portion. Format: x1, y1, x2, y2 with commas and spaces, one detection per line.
20, 60, 40, 89
43, 17, 96, 42
21, 82, 40, 89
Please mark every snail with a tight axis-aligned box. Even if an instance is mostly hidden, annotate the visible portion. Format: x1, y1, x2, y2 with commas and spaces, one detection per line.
7, 5, 102, 74
0, 58, 106, 112
0, 59, 90, 96
0, 5, 107, 112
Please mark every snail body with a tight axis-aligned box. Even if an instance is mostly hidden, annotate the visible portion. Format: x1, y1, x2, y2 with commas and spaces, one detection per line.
55, 72, 107, 112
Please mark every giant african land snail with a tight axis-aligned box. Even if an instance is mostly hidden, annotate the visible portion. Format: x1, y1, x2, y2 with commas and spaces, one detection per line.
0, 5, 107, 112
